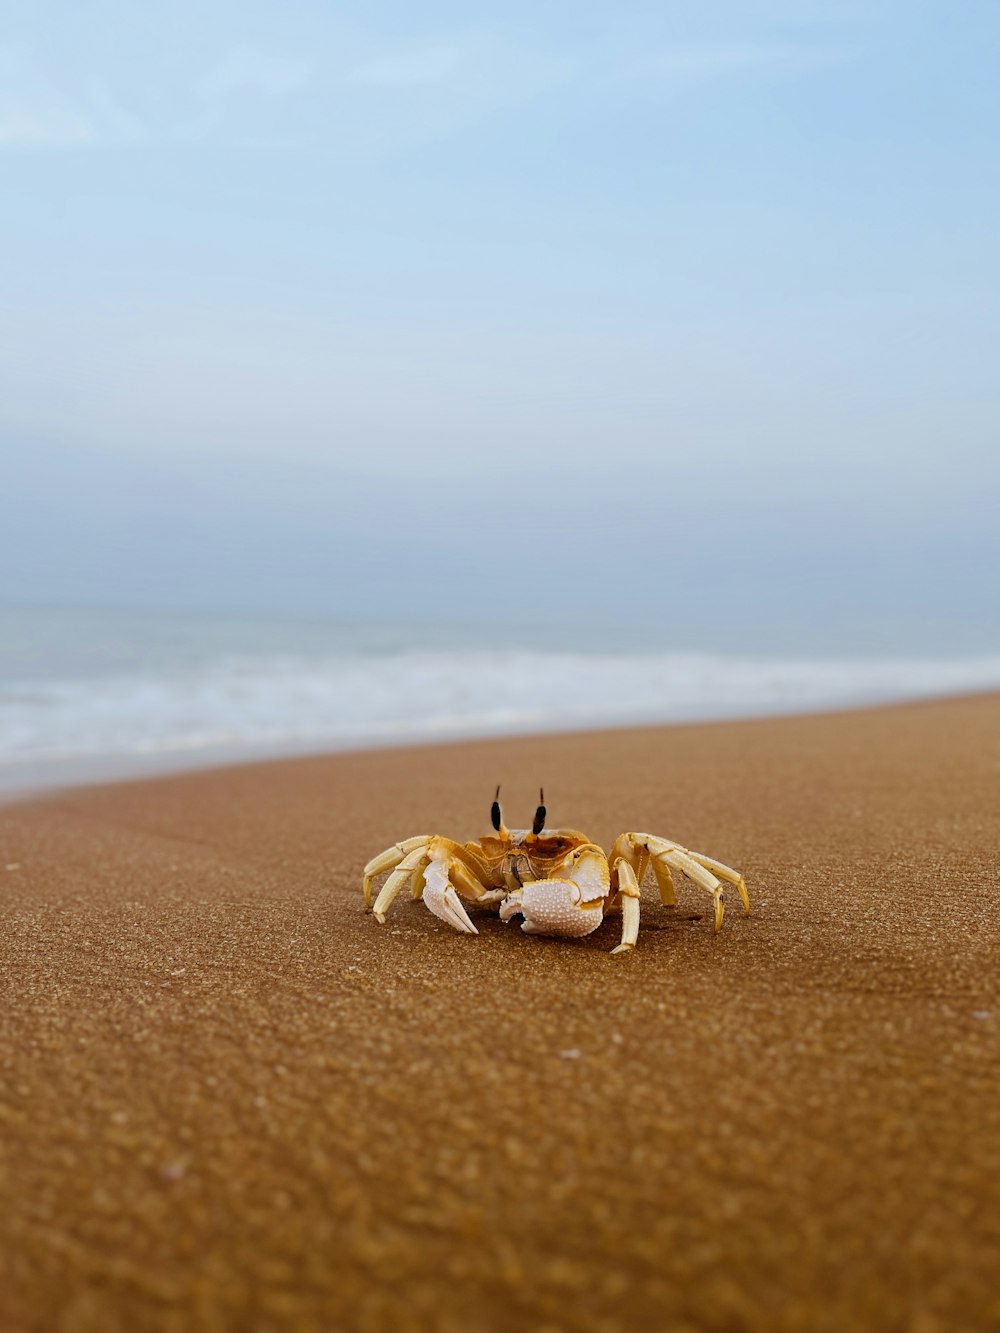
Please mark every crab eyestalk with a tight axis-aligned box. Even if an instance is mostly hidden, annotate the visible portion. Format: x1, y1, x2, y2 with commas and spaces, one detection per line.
490, 785, 507, 836
532, 788, 546, 836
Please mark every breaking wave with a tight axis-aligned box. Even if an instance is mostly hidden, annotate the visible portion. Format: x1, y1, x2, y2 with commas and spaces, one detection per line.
4, 644, 1000, 776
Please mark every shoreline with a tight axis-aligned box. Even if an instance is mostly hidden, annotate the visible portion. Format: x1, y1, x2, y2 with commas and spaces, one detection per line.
4, 683, 1000, 804
2, 693, 998, 1331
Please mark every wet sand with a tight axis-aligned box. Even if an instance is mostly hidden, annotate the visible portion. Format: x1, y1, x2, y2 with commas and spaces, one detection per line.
1, 695, 998, 1332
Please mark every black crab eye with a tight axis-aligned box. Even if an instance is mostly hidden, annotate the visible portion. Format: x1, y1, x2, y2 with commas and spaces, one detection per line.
532, 788, 546, 836
491, 785, 503, 832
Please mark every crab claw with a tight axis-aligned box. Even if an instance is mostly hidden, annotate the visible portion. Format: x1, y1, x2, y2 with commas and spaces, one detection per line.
498, 890, 524, 923
500, 880, 604, 938
421, 859, 478, 935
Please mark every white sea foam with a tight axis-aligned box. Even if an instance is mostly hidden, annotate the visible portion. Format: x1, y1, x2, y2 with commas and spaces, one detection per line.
3, 646, 1000, 780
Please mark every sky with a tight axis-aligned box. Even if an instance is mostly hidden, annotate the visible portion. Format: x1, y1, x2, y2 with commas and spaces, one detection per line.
2, 1, 998, 652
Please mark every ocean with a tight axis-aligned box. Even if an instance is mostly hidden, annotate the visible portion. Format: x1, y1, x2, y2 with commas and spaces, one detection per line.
2, 605, 999, 794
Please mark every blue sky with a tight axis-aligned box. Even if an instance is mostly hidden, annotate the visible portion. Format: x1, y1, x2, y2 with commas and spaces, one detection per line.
2, 2, 998, 650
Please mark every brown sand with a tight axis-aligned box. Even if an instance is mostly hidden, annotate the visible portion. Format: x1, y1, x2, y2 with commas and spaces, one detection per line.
1, 695, 998, 1333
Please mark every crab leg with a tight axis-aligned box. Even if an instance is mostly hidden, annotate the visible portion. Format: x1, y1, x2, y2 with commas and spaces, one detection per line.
685, 851, 751, 915
409, 862, 426, 899
372, 846, 430, 922
657, 847, 726, 932
610, 831, 658, 906
635, 847, 651, 887
617, 833, 749, 930
363, 835, 431, 907
610, 859, 641, 955
650, 857, 677, 906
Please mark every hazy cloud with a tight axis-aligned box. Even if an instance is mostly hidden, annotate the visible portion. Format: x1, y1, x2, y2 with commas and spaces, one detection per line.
0, 100, 95, 147
638, 40, 845, 79
0, 21, 844, 157
350, 40, 474, 89
346, 32, 574, 111
200, 48, 312, 102
0, 48, 96, 148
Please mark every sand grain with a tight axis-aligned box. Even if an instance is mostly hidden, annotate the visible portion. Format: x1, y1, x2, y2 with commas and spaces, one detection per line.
1, 697, 999, 1331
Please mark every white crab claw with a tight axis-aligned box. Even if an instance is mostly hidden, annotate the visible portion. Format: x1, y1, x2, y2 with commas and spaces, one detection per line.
500, 880, 604, 939
421, 860, 478, 935
499, 890, 523, 923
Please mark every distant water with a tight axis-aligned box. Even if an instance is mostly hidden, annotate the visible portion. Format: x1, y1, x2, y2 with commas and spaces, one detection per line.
2, 606, 1000, 793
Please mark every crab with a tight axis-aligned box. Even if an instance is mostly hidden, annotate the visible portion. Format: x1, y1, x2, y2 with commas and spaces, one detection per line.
362, 789, 750, 954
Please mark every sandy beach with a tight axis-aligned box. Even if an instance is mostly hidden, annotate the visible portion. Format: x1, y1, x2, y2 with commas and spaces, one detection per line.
1, 694, 998, 1332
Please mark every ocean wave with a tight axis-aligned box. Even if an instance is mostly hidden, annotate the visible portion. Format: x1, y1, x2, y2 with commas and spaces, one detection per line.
3, 648, 1000, 765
